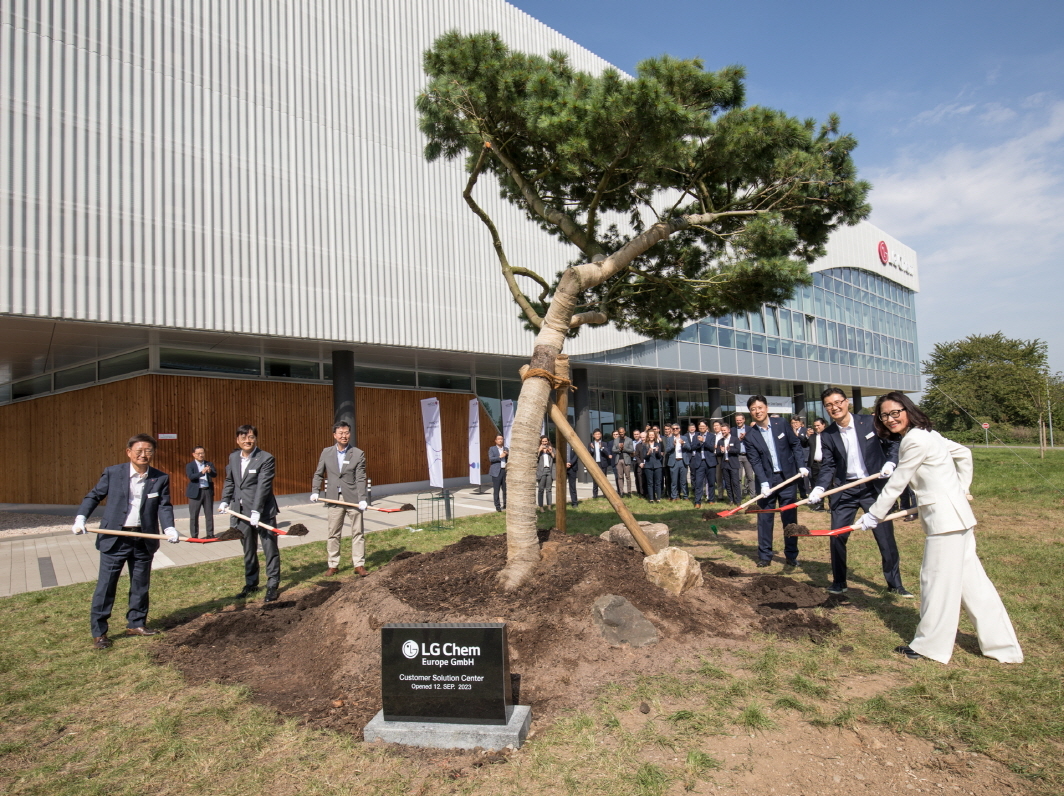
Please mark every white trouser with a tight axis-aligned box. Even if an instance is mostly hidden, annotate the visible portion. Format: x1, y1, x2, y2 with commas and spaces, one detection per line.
911, 528, 1023, 664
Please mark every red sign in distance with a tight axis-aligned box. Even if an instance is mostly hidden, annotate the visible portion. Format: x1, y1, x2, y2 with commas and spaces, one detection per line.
981, 423, 990, 430
878, 241, 889, 264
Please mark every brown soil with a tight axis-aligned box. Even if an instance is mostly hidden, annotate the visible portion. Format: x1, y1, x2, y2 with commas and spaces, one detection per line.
154, 531, 838, 743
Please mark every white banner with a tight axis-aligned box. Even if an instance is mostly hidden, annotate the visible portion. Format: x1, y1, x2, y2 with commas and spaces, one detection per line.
734, 394, 794, 414
501, 399, 515, 448
420, 397, 444, 488
468, 398, 481, 485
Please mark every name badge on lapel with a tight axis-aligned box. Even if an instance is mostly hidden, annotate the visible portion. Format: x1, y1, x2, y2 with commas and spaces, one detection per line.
147, 492, 159, 499
249, 469, 257, 474
865, 432, 875, 439
777, 433, 785, 439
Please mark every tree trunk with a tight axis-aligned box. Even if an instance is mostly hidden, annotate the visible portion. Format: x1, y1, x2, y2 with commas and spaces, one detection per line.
554, 355, 570, 533
497, 275, 581, 590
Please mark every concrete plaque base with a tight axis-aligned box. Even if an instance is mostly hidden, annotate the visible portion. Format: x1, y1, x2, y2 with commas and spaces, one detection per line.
363, 705, 531, 751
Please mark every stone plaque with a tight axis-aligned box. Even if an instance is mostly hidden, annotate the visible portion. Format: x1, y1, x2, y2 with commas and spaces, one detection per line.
381, 622, 512, 724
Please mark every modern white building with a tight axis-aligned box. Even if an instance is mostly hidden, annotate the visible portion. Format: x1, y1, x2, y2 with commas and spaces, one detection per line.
0, 1, 919, 501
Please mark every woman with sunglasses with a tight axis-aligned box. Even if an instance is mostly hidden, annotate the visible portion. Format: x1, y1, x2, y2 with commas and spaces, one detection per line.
854, 391, 1022, 664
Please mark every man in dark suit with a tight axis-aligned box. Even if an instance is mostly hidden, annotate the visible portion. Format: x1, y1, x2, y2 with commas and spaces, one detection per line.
734, 413, 757, 498
807, 417, 828, 511
811, 388, 910, 597
791, 416, 811, 499
664, 423, 690, 501
587, 429, 612, 498
716, 423, 742, 504
219, 424, 281, 602
743, 395, 808, 568
688, 420, 716, 508
310, 421, 368, 576
565, 444, 580, 507
488, 435, 508, 511
73, 434, 179, 649
185, 446, 217, 538
633, 430, 647, 498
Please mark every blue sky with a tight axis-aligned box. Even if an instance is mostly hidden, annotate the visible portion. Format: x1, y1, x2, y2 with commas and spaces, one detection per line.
510, 0, 1064, 375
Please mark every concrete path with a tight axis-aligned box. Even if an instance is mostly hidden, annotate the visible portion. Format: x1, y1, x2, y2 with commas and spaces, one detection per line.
0, 482, 601, 598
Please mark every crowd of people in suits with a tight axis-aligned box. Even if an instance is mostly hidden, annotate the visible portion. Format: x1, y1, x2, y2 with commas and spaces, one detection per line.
72, 387, 1023, 666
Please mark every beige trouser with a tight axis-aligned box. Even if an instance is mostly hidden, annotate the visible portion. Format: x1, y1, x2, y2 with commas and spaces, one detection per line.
327, 503, 365, 568
910, 528, 1023, 664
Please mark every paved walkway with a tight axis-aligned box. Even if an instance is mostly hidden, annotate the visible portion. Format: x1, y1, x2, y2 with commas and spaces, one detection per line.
0, 482, 601, 598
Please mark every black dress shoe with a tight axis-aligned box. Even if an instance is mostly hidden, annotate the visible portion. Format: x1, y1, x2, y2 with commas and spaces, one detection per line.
894, 645, 924, 660
756, 559, 772, 568
125, 626, 159, 636
93, 635, 112, 649
785, 558, 799, 568
236, 586, 260, 599
264, 587, 279, 602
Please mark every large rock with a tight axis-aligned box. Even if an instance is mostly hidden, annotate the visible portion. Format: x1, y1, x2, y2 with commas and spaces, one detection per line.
643, 547, 703, 596
600, 521, 670, 553
591, 594, 659, 647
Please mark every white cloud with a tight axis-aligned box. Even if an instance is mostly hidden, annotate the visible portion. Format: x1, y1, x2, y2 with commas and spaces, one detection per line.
867, 100, 1064, 371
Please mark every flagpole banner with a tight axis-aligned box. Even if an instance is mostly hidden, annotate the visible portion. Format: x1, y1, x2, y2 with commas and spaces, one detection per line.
468, 398, 481, 485
501, 399, 515, 448
420, 397, 444, 488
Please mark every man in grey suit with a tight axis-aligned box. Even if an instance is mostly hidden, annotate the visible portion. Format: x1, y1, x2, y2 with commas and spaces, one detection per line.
488, 435, 508, 511
73, 433, 179, 649
309, 421, 368, 576
612, 427, 635, 497
219, 425, 281, 602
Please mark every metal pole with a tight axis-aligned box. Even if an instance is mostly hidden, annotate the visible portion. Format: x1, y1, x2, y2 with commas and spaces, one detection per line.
985, 427, 989, 448
1048, 374, 1055, 448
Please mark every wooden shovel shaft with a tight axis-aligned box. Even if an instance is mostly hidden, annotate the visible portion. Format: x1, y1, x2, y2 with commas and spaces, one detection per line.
223, 508, 280, 533
822, 506, 918, 537
748, 473, 881, 514
722, 471, 805, 516
320, 497, 361, 509
89, 527, 172, 541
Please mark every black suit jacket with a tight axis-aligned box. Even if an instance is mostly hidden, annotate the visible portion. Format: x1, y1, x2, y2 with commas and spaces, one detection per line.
78, 464, 175, 554
743, 418, 806, 485
185, 460, 217, 499
716, 435, 741, 470
815, 414, 899, 489
221, 447, 279, 520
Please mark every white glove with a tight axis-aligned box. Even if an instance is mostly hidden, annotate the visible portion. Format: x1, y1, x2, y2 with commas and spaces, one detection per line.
807, 486, 825, 506
164, 527, 180, 544
249, 511, 261, 527
310, 493, 319, 502
358, 500, 368, 512
879, 462, 896, 479
218, 502, 229, 514
855, 513, 879, 531
799, 467, 809, 477
72, 515, 87, 535
760, 482, 771, 498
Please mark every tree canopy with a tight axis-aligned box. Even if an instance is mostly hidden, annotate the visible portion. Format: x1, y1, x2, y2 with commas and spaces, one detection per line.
921, 333, 1059, 430
417, 31, 871, 339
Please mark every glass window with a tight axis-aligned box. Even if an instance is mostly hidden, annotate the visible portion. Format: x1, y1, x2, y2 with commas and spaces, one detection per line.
735, 331, 751, 350
779, 310, 793, 339
100, 349, 151, 380
826, 321, 838, 348
766, 337, 779, 355
846, 325, 857, 351
751, 334, 765, 353
419, 372, 472, 391
12, 374, 52, 400
54, 362, 96, 390
813, 272, 824, 288
764, 307, 779, 336
805, 315, 817, 343
749, 310, 765, 333
791, 313, 804, 341
814, 290, 824, 318
265, 358, 320, 380
323, 362, 333, 380
355, 367, 417, 387
849, 351, 858, 367
698, 324, 717, 346
678, 324, 698, 342
734, 313, 749, 331
782, 339, 794, 357
477, 378, 501, 398
716, 314, 733, 327
717, 328, 734, 348
818, 346, 829, 362
159, 348, 257, 376
502, 380, 522, 402
816, 318, 827, 346
829, 347, 840, 364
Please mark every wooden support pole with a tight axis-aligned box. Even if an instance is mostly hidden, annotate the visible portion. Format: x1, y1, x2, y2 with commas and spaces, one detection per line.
548, 402, 656, 556
554, 355, 570, 533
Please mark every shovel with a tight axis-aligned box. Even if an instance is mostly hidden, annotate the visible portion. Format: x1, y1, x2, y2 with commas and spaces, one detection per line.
319, 497, 415, 513
711, 472, 805, 518
744, 473, 880, 514
784, 506, 919, 537
87, 528, 242, 543
223, 508, 309, 536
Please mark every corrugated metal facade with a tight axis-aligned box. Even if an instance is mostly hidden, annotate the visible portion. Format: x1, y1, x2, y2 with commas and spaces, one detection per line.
0, 0, 618, 355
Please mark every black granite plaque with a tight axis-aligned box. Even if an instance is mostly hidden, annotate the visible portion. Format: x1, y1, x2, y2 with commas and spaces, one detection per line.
381, 623, 512, 724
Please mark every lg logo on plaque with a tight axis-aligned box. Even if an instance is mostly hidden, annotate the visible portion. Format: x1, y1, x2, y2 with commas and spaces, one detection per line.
402, 640, 420, 659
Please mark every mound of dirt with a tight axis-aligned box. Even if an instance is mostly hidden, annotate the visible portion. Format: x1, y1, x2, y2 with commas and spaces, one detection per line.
153, 532, 837, 739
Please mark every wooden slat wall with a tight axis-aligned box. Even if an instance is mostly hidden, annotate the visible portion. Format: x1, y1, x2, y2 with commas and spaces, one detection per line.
0, 375, 501, 505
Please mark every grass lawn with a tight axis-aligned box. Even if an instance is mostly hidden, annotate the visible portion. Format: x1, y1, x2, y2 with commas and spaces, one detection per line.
1, 448, 1061, 795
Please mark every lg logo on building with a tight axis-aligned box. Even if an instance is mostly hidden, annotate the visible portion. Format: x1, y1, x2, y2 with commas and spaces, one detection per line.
877, 241, 913, 276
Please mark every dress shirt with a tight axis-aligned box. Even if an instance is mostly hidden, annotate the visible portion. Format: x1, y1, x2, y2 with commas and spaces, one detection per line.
736, 427, 746, 454
336, 444, 349, 497
541, 451, 552, 469
837, 419, 869, 479
674, 436, 683, 457
593, 442, 602, 463
196, 459, 209, 488
240, 451, 253, 477
813, 433, 823, 463
720, 433, 731, 460
755, 424, 782, 473
123, 464, 148, 527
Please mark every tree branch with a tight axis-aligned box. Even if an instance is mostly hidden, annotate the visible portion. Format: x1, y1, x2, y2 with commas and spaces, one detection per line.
463, 147, 543, 329
569, 311, 608, 328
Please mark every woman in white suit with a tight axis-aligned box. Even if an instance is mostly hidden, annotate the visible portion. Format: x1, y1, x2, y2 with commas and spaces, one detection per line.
855, 391, 1023, 664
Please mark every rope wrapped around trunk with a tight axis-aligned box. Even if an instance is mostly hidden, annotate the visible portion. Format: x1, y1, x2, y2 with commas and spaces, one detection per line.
520, 366, 575, 391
